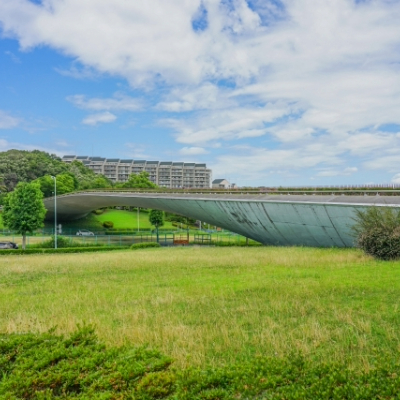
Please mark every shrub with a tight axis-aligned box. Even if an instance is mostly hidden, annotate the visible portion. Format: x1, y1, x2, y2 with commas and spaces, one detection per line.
30, 235, 74, 248
130, 242, 161, 250
29, 235, 104, 249
352, 207, 400, 260
102, 220, 114, 229
0, 327, 173, 399
212, 240, 262, 247
92, 209, 104, 215
2, 328, 400, 399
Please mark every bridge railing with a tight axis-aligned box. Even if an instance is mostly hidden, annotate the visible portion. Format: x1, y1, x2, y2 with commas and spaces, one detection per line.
44, 187, 400, 200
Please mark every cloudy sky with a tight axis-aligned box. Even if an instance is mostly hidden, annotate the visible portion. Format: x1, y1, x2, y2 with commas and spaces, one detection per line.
1, 0, 400, 186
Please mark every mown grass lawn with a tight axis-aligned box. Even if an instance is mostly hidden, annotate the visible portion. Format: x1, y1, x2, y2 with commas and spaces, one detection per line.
95, 209, 176, 230
1, 246, 399, 371
42, 209, 178, 231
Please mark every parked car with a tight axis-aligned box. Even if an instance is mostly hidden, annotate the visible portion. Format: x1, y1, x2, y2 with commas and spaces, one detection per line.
76, 229, 95, 236
0, 241, 18, 249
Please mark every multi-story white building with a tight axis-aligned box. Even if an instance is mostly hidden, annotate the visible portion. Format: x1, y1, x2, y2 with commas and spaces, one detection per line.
62, 156, 212, 189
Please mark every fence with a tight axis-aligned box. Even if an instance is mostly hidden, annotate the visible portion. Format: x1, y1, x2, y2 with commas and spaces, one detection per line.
0, 231, 259, 248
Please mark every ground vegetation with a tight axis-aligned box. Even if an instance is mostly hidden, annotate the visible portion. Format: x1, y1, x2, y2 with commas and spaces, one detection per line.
1, 247, 400, 398
352, 207, 400, 260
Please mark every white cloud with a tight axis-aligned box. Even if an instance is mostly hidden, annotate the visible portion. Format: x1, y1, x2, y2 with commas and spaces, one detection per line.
316, 167, 358, 177
0, 110, 19, 129
2, 0, 400, 182
82, 111, 116, 125
123, 143, 150, 159
179, 146, 208, 156
4, 50, 21, 63
0, 138, 62, 155
68, 93, 142, 111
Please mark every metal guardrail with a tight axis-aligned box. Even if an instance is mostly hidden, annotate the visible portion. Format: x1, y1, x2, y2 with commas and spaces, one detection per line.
45, 187, 400, 200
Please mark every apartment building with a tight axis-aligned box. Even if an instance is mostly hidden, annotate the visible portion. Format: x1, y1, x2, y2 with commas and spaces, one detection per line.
62, 155, 212, 189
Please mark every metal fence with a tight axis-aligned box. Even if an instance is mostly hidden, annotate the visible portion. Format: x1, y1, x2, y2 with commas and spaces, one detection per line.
0, 231, 259, 248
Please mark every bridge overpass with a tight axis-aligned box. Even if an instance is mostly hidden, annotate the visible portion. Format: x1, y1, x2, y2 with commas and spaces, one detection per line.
43, 191, 400, 247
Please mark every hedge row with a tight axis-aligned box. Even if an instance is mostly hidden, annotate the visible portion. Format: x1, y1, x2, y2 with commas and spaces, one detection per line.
212, 240, 262, 247
1, 327, 400, 399
130, 242, 161, 249
0, 246, 129, 255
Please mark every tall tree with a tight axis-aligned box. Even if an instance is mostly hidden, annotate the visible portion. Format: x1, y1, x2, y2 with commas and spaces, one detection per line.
2, 182, 47, 249
149, 209, 164, 243
121, 171, 157, 188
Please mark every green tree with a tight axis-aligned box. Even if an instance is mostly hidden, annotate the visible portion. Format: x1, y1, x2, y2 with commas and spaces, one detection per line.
68, 161, 112, 190
2, 182, 47, 249
56, 173, 79, 194
35, 173, 79, 197
121, 172, 157, 188
149, 209, 164, 243
35, 175, 54, 197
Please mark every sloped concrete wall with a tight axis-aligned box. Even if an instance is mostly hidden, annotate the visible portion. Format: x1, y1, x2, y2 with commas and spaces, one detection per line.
44, 192, 400, 247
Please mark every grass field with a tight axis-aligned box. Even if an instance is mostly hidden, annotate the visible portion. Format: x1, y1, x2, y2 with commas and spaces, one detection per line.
95, 209, 176, 230
1, 246, 399, 371
40, 209, 179, 232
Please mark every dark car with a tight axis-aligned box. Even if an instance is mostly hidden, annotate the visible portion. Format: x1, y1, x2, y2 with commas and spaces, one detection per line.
0, 241, 18, 249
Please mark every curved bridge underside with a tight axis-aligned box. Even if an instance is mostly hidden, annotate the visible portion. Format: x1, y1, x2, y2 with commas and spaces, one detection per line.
43, 192, 400, 248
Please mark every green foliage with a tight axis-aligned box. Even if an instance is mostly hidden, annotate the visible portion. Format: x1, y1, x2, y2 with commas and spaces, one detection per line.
28, 236, 102, 249
35, 173, 79, 197
2, 182, 46, 248
0, 246, 128, 255
92, 209, 104, 215
213, 240, 262, 247
130, 242, 161, 249
67, 160, 112, 190
120, 171, 157, 188
0, 150, 112, 199
0, 149, 68, 192
0, 327, 173, 399
102, 220, 114, 229
352, 207, 400, 260
35, 235, 73, 248
149, 209, 165, 228
1, 328, 400, 399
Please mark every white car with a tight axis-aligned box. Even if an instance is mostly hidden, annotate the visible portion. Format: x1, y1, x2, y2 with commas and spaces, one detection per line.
76, 229, 95, 236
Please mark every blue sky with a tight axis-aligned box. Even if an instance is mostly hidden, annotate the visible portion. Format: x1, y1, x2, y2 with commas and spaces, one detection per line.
1, 0, 400, 186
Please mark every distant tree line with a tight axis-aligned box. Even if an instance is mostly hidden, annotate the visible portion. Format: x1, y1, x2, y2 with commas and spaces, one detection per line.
0, 150, 157, 204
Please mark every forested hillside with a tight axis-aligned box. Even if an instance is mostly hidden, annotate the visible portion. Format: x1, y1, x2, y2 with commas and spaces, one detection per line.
0, 150, 112, 202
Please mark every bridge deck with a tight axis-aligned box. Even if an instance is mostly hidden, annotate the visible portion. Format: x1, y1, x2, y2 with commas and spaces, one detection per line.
44, 192, 400, 248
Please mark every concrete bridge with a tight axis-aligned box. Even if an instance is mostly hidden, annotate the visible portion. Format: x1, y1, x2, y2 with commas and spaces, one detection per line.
43, 191, 400, 247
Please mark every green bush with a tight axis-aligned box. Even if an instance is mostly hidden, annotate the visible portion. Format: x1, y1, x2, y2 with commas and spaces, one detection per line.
2, 328, 400, 399
92, 209, 104, 215
130, 242, 161, 250
29, 235, 74, 248
106, 230, 137, 235
0, 327, 173, 399
102, 220, 114, 229
29, 235, 104, 249
352, 207, 400, 260
212, 240, 262, 247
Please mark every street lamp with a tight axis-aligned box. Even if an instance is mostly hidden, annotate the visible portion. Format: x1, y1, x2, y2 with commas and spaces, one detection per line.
51, 176, 57, 249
